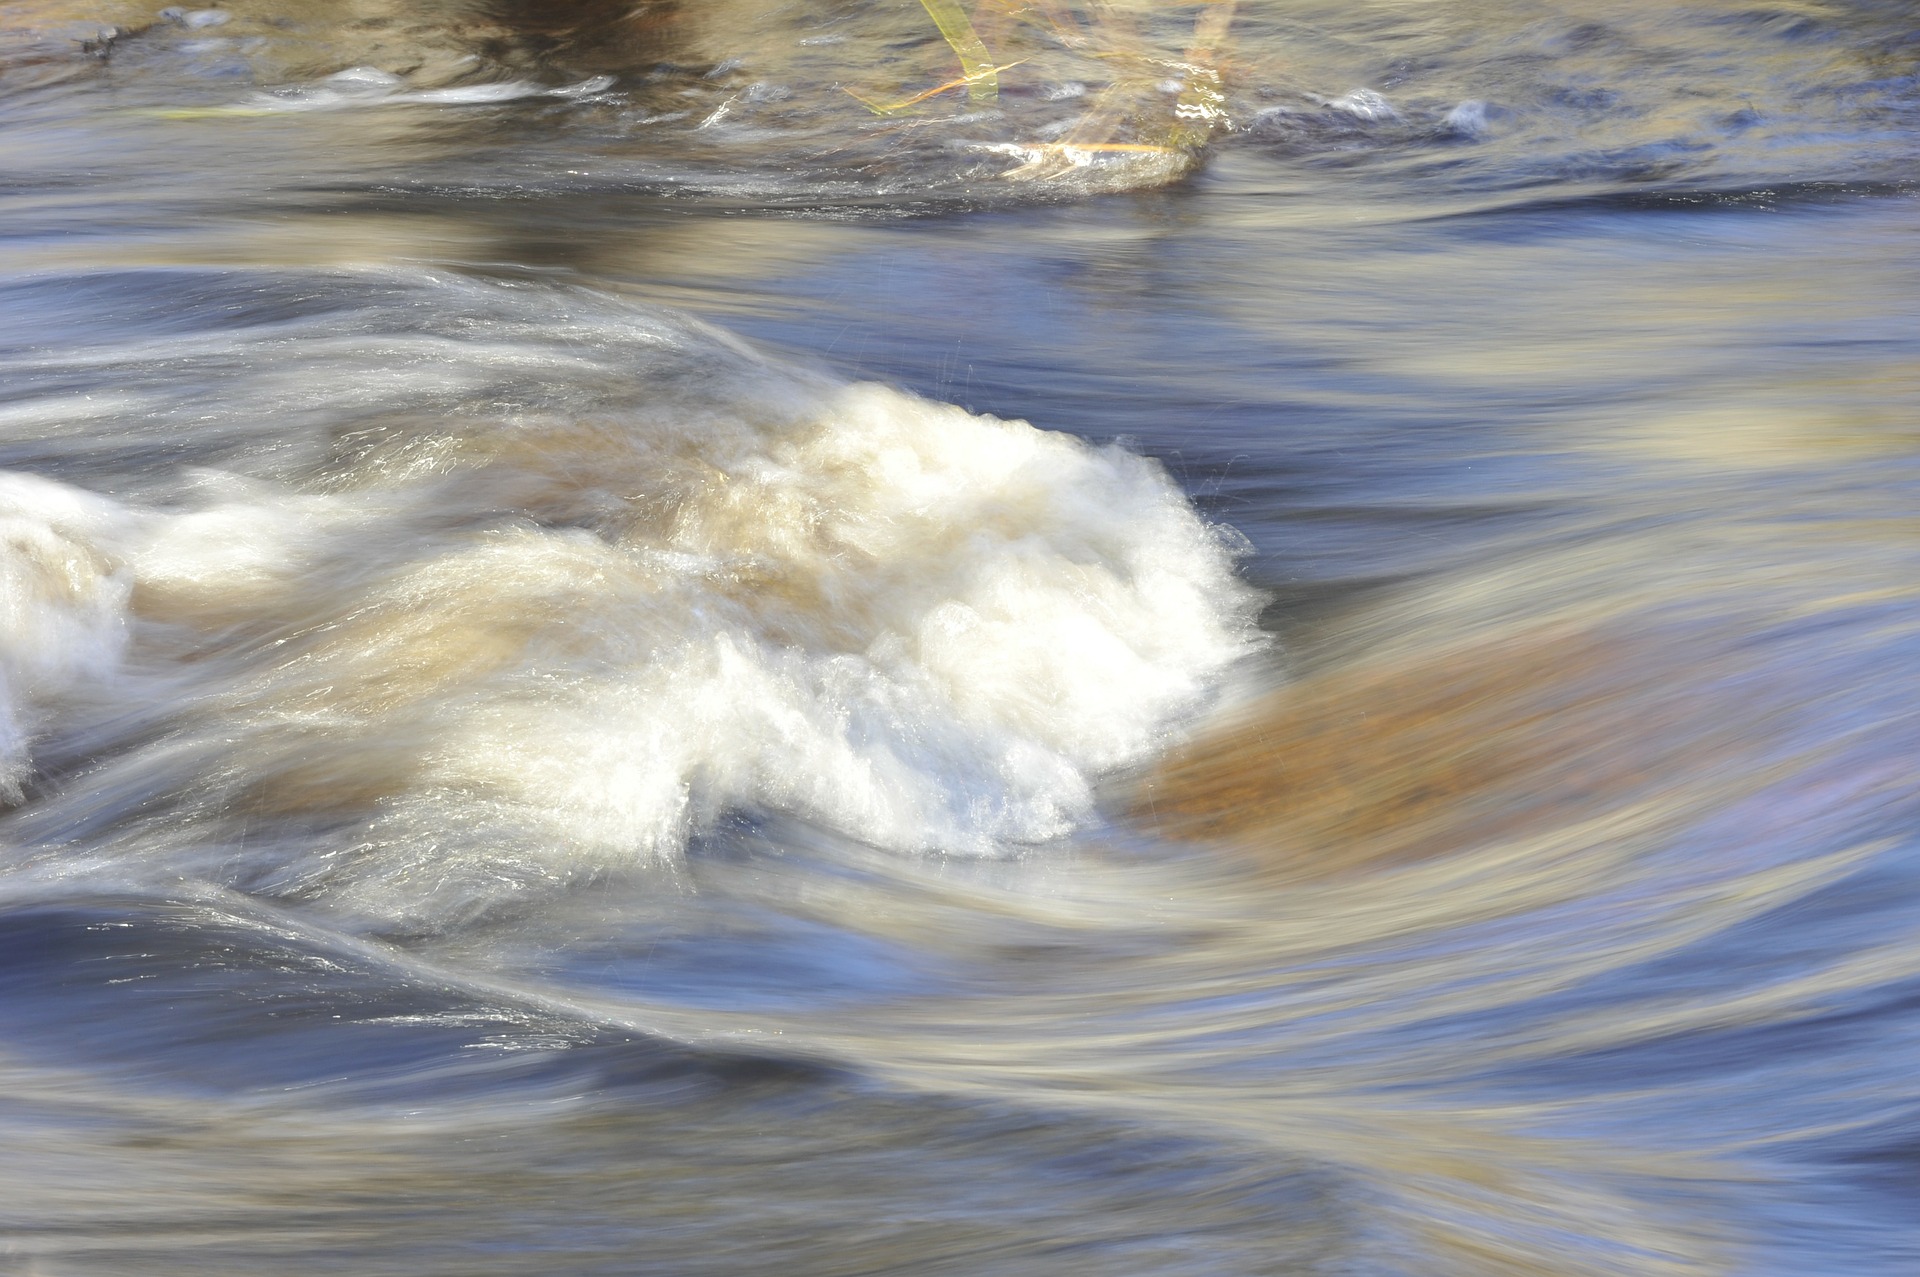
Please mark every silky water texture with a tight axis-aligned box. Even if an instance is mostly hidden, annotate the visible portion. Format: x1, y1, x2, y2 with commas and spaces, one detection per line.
2, 2, 1920, 1275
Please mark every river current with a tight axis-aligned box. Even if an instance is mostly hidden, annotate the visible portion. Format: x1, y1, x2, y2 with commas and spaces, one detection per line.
2, 2, 1919, 1274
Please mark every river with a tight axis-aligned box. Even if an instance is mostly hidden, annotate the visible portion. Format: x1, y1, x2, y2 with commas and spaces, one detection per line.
2, 2, 1919, 1273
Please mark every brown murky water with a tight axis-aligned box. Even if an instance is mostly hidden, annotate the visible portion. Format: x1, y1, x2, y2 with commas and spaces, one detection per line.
2, 2, 1919, 1274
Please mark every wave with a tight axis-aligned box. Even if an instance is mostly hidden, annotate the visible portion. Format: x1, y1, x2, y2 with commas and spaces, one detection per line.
0, 270, 1261, 929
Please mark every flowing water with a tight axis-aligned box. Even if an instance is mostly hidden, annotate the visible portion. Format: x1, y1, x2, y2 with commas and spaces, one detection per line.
3, 1, 1920, 1273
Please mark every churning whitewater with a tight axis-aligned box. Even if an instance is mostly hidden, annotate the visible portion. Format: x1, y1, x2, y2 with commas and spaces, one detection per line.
0, 270, 1259, 928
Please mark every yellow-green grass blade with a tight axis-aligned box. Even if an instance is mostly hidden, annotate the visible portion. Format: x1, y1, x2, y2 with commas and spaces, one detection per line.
919, 0, 999, 101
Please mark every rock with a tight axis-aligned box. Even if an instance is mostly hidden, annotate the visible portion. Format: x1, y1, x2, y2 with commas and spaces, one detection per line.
0, 0, 150, 37
1133, 621, 1761, 877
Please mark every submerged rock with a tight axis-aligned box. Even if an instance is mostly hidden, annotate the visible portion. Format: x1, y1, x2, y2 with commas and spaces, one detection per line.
1135, 613, 1770, 878
2, 0, 1237, 195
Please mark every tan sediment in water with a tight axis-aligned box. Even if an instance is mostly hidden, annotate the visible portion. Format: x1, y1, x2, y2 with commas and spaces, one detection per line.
1134, 620, 1760, 875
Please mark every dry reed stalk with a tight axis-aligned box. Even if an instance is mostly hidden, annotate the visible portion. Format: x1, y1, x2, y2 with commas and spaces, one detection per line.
849, 0, 1237, 180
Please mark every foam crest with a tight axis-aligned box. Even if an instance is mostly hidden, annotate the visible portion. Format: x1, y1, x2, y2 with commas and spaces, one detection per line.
126, 470, 388, 625
5, 378, 1259, 925
306, 384, 1257, 922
